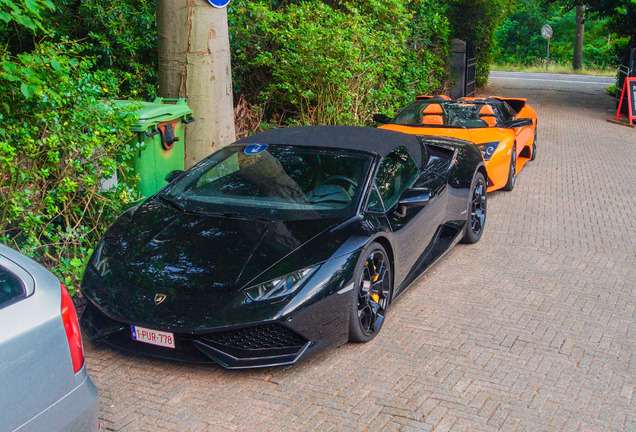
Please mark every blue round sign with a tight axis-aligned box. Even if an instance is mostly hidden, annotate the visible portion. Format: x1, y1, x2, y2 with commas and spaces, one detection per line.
207, 0, 230, 7
244, 143, 268, 155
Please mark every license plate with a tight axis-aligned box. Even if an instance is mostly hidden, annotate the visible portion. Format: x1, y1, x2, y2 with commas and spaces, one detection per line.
131, 325, 175, 349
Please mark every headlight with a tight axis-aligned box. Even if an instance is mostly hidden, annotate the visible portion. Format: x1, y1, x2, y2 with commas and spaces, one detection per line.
476, 141, 500, 161
243, 266, 317, 302
92, 240, 111, 277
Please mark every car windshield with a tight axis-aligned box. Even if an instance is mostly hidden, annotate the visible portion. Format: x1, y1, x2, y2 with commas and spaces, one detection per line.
392, 101, 501, 128
161, 144, 374, 220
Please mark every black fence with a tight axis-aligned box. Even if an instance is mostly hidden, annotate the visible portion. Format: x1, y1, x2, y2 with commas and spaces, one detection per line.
449, 39, 476, 99
465, 40, 476, 97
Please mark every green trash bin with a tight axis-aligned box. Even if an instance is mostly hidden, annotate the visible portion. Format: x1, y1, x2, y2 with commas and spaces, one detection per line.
116, 97, 194, 198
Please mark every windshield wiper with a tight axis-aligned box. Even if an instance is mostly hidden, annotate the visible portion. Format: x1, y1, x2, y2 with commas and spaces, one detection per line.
157, 194, 184, 211
217, 211, 270, 222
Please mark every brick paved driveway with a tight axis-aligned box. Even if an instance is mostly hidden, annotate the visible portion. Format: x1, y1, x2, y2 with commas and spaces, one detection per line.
87, 72, 635, 431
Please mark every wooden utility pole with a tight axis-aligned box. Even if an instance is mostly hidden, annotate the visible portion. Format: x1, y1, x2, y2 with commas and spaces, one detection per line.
573, 4, 586, 70
157, 0, 236, 168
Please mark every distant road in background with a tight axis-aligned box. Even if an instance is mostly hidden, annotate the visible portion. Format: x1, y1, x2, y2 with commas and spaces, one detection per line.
490, 70, 615, 86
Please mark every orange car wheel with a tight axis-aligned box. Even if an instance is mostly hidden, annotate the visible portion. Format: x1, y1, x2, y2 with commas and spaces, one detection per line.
531, 128, 537, 161
502, 144, 517, 191
461, 172, 487, 244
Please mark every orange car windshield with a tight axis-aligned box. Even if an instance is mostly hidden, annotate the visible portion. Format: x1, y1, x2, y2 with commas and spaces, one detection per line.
392, 101, 502, 128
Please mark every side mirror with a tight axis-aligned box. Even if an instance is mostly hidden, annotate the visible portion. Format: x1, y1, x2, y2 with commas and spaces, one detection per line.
165, 170, 184, 183
394, 188, 432, 217
398, 188, 432, 208
372, 113, 392, 124
506, 118, 533, 128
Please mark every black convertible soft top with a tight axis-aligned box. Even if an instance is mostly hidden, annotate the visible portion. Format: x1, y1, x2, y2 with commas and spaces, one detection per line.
235, 126, 423, 167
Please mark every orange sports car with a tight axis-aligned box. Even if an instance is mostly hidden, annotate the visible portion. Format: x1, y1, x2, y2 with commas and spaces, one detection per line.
375, 95, 537, 192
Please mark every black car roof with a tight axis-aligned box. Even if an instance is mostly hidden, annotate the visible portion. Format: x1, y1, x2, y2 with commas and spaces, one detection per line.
235, 126, 423, 166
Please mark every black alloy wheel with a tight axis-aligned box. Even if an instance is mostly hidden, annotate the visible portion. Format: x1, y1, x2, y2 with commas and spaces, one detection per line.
461, 172, 487, 244
349, 243, 392, 342
502, 144, 517, 191
531, 128, 537, 161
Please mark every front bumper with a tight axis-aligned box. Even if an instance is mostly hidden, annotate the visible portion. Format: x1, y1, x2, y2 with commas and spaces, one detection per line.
82, 301, 317, 369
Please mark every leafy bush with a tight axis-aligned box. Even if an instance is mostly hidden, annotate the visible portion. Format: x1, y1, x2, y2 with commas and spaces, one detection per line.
0, 2, 142, 294
229, 0, 450, 125
48, 0, 158, 99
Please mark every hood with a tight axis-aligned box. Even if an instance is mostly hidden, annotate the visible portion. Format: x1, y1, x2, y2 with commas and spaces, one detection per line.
99, 200, 343, 294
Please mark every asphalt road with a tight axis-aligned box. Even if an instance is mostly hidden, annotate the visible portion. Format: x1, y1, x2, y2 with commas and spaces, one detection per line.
490, 71, 615, 87
86, 71, 635, 432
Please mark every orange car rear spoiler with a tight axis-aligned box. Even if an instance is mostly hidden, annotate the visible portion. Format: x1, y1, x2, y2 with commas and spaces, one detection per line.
415, 94, 452, 101
490, 96, 527, 113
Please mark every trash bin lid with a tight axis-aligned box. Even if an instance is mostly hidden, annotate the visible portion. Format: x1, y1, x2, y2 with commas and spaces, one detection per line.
111, 98, 193, 132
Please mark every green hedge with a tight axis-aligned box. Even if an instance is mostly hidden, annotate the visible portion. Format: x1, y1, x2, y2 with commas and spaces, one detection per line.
229, 0, 451, 125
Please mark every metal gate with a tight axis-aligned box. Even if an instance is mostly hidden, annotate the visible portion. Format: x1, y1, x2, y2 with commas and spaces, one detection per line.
449, 39, 476, 98
465, 40, 476, 97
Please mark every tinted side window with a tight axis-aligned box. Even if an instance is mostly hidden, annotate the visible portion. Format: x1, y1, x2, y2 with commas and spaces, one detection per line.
367, 185, 384, 213
0, 267, 25, 308
375, 147, 418, 209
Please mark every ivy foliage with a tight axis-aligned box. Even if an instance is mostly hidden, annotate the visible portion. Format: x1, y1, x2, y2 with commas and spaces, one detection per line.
228, 0, 451, 125
0, 1, 143, 293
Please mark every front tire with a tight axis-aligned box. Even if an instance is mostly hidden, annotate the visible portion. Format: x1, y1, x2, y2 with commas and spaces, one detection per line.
502, 144, 517, 191
461, 172, 487, 244
349, 243, 392, 343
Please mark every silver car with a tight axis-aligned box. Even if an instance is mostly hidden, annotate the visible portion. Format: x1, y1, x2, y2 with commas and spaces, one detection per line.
0, 244, 99, 432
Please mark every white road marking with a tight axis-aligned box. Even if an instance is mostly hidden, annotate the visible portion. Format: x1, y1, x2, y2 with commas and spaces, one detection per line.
491, 76, 612, 85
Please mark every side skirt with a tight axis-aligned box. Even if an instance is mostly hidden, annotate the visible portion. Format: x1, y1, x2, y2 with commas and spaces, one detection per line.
393, 224, 462, 298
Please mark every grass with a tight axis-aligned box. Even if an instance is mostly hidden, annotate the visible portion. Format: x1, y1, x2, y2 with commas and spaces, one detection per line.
492, 62, 616, 77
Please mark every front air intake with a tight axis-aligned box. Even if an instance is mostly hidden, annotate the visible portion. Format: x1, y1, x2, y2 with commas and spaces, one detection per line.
203, 323, 307, 350
195, 323, 310, 369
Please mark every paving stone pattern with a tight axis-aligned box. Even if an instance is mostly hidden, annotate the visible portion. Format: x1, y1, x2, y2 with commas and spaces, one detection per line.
86, 73, 636, 431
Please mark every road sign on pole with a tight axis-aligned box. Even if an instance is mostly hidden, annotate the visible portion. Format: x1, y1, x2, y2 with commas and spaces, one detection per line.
541, 24, 553, 39
541, 25, 553, 70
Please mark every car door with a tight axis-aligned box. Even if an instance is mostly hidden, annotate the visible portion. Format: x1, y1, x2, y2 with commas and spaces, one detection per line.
367, 146, 447, 290
500, 101, 533, 154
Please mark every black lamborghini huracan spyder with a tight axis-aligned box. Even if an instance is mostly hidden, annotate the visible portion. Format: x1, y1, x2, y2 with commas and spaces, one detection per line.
81, 126, 487, 369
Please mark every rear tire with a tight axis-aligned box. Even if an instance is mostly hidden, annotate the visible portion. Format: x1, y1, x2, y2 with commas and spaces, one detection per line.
530, 128, 537, 161
349, 243, 392, 343
502, 144, 517, 191
461, 172, 487, 244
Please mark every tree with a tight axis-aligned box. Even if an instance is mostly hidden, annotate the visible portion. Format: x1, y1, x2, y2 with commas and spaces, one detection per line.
552, 0, 635, 68
583, 0, 636, 39
156, 0, 236, 168
573, 3, 585, 69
